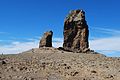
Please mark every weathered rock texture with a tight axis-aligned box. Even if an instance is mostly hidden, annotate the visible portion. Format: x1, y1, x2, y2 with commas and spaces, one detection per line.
39, 31, 53, 47
63, 10, 89, 52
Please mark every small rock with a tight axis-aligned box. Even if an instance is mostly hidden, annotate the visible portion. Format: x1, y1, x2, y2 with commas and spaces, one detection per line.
70, 71, 79, 76
91, 70, 97, 73
0, 60, 6, 65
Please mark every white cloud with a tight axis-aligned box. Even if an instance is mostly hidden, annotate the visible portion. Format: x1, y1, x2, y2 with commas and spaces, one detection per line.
52, 38, 63, 47
53, 41, 63, 48
90, 37, 120, 51
0, 40, 39, 54
89, 27, 120, 57
90, 27, 120, 36
53, 38, 63, 42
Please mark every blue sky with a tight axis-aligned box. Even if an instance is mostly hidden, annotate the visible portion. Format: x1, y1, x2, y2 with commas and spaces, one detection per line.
0, 0, 120, 57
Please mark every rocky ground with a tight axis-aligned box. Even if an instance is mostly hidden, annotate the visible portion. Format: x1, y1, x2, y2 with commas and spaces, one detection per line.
0, 47, 120, 80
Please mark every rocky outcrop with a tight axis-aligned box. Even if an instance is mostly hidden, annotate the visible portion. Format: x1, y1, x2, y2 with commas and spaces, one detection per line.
63, 10, 89, 52
39, 31, 53, 47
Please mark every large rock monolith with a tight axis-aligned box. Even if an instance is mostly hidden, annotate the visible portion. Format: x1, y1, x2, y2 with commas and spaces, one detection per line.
39, 31, 53, 47
63, 10, 89, 52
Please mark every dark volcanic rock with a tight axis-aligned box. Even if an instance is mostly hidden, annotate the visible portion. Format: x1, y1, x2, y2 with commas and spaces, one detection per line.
39, 31, 53, 47
0, 60, 6, 65
63, 9, 89, 52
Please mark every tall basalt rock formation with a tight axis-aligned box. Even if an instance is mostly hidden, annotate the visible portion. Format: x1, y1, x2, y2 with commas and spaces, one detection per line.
39, 31, 53, 47
63, 10, 89, 52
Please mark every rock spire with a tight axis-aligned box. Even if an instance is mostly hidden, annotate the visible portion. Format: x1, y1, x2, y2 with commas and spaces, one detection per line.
63, 9, 89, 52
39, 31, 53, 47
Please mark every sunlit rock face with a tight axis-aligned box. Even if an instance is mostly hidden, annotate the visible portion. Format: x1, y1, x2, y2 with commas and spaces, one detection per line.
39, 31, 53, 47
63, 10, 89, 52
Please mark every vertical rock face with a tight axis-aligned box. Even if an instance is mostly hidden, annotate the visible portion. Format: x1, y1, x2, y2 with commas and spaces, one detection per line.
63, 10, 89, 52
39, 31, 53, 48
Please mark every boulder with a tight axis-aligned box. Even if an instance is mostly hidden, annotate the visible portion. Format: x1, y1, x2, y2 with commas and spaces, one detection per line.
39, 31, 53, 47
63, 10, 89, 52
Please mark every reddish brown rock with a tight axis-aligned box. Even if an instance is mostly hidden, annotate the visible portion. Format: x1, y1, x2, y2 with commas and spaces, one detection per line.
63, 10, 89, 52
39, 31, 53, 47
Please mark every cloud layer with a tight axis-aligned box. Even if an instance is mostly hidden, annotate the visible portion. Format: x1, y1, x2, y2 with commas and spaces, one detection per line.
90, 37, 120, 51
0, 40, 39, 54
0, 28, 120, 57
